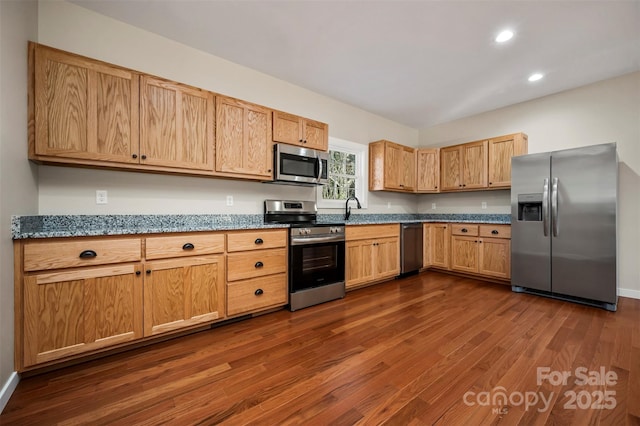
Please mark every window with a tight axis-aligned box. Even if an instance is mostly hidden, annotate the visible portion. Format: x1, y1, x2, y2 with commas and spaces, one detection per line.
316, 137, 367, 209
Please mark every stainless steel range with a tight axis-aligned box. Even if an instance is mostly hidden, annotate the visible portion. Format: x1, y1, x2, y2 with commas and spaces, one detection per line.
264, 200, 345, 311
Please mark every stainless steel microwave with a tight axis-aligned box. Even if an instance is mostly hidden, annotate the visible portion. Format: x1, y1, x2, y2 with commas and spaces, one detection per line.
273, 144, 329, 186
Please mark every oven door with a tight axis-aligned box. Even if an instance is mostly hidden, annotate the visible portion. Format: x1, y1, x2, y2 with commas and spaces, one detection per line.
289, 240, 345, 293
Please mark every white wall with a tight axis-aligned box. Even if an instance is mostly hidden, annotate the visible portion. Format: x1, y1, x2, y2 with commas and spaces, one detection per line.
0, 0, 39, 412
36, 1, 419, 215
418, 71, 640, 295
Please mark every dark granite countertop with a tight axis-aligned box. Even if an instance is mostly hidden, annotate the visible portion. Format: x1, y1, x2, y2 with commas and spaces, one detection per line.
11, 213, 510, 239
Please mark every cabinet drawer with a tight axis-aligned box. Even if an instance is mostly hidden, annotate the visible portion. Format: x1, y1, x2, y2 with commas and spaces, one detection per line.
227, 248, 287, 281
145, 233, 224, 260
227, 273, 288, 316
479, 225, 511, 239
227, 229, 287, 252
451, 224, 479, 236
23, 238, 142, 272
346, 224, 399, 241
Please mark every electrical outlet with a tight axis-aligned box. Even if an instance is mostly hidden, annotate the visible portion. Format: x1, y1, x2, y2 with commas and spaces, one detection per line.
96, 190, 108, 205
387, 202, 391, 209
226, 195, 234, 206
431, 203, 436, 210
482, 202, 487, 209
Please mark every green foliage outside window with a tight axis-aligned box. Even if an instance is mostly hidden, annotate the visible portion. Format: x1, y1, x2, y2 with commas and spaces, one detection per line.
322, 150, 357, 200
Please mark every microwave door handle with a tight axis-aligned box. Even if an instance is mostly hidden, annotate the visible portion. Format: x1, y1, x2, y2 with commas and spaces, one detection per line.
317, 157, 323, 181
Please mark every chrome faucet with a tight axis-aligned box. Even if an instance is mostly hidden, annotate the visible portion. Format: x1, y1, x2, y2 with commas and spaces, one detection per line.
344, 196, 362, 220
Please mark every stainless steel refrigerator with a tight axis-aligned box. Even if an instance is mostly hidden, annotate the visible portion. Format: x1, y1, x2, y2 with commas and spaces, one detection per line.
511, 143, 618, 311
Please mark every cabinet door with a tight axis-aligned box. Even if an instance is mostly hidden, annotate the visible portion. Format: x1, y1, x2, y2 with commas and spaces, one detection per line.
430, 224, 450, 269
462, 140, 488, 189
383, 142, 403, 190
144, 255, 225, 336
478, 238, 511, 279
450, 236, 479, 273
272, 111, 302, 146
376, 237, 400, 279
23, 264, 143, 367
216, 96, 273, 178
33, 45, 139, 164
303, 119, 328, 151
345, 240, 375, 289
440, 146, 462, 190
417, 149, 439, 192
140, 76, 214, 170
401, 147, 416, 191
423, 224, 432, 267
488, 134, 527, 188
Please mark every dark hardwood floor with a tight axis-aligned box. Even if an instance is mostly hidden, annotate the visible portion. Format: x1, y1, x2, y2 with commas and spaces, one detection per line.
2, 271, 640, 425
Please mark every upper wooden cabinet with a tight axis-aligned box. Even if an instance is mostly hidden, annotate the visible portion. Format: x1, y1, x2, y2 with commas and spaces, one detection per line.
215, 96, 273, 179
417, 148, 439, 192
369, 140, 416, 192
32, 43, 140, 164
140, 76, 214, 170
272, 111, 328, 151
488, 133, 528, 188
440, 140, 488, 191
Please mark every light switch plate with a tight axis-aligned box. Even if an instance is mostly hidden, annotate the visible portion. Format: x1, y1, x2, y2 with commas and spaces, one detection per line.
226, 195, 234, 206
482, 202, 487, 209
96, 190, 108, 205
431, 203, 436, 210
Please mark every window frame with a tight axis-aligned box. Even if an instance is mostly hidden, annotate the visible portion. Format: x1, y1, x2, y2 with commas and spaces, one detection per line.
316, 137, 368, 209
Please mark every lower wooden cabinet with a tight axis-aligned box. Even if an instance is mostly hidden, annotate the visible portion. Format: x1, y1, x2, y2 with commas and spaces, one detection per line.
22, 263, 143, 368
448, 224, 511, 280
227, 274, 287, 316
424, 223, 450, 269
143, 255, 225, 336
346, 224, 400, 290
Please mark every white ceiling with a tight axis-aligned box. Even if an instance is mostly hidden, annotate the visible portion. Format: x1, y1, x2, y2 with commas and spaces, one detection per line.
70, 0, 640, 128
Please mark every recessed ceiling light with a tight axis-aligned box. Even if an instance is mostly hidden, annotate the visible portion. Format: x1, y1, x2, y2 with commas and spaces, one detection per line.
528, 73, 544, 82
495, 30, 514, 43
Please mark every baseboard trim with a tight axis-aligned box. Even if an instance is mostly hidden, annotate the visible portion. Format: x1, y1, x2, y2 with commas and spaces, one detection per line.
0, 371, 19, 414
619, 288, 640, 300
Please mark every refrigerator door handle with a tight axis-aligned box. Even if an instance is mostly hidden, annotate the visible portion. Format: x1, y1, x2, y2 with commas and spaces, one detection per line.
551, 177, 559, 237
542, 178, 549, 237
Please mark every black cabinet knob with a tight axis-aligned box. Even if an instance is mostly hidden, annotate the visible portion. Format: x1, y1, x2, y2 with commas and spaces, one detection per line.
135, 270, 141, 276
141, 155, 147, 160
146, 269, 151, 274
254, 288, 264, 296
132, 154, 138, 159
182, 243, 195, 250
79, 250, 97, 259
255, 238, 264, 245
299, 139, 304, 143
255, 261, 264, 268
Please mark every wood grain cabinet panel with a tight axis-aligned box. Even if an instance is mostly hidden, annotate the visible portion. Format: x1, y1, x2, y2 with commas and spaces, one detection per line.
23, 238, 142, 272
143, 255, 225, 336
216, 96, 273, 179
32, 43, 139, 164
451, 236, 480, 273
145, 233, 225, 260
488, 133, 528, 188
423, 223, 451, 269
479, 238, 511, 279
346, 224, 400, 289
140, 76, 214, 170
439, 146, 462, 191
23, 264, 143, 367
272, 111, 328, 151
226, 229, 287, 252
226, 274, 288, 316
369, 140, 416, 192
226, 249, 287, 281
462, 141, 489, 189
417, 148, 440, 192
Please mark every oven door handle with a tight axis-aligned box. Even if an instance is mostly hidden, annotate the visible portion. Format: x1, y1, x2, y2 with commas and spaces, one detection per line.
290, 236, 345, 246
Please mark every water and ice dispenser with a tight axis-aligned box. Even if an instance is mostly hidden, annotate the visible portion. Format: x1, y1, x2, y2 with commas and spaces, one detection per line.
517, 194, 543, 221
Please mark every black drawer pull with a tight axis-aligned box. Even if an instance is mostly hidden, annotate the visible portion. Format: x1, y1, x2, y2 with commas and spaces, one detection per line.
132, 154, 138, 159
255, 261, 264, 268
141, 154, 147, 160
146, 269, 151, 274
182, 243, 195, 250
255, 289, 264, 296
255, 238, 264, 245
135, 270, 141, 276
461, 228, 468, 233
491, 230, 499, 235
79, 250, 97, 259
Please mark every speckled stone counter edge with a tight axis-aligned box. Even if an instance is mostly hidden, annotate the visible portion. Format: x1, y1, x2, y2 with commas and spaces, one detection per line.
12, 213, 511, 239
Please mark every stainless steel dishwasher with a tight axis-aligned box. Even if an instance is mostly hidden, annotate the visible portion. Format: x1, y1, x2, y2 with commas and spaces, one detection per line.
400, 223, 423, 276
